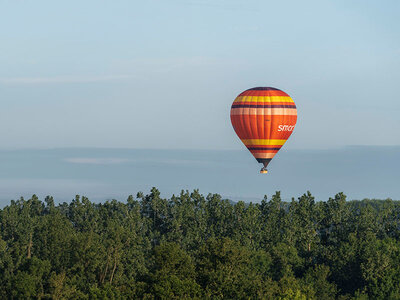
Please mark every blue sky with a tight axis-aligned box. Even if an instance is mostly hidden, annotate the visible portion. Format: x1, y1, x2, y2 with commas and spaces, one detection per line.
1, 0, 399, 150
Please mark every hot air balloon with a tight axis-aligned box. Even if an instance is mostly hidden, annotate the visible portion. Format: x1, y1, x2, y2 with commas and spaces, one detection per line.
230, 87, 297, 173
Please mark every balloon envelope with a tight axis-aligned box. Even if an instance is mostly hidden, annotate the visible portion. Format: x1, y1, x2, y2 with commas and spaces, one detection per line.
230, 87, 297, 172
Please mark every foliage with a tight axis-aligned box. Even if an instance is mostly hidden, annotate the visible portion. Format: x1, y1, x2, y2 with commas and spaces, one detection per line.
0, 189, 400, 299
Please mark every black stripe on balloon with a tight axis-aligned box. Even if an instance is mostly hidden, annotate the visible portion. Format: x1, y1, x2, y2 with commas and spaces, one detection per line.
248, 147, 281, 151
231, 104, 296, 109
247, 87, 280, 91
256, 158, 272, 164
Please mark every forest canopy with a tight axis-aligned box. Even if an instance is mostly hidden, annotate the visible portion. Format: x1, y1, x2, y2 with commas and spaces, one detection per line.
1, 189, 400, 299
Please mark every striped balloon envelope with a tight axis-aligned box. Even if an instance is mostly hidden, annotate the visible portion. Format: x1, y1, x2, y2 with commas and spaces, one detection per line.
230, 87, 297, 173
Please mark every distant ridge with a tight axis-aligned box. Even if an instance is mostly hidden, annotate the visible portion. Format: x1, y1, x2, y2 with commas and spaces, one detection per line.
0, 146, 399, 206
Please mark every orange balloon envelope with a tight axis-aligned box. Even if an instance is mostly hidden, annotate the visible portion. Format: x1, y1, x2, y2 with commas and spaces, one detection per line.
230, 87, 297, 173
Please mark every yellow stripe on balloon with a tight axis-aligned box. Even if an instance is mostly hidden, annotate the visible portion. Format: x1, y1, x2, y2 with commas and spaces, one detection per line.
234, 96, 294, 103
253, 153, 276, 158
241, 139, 287, 146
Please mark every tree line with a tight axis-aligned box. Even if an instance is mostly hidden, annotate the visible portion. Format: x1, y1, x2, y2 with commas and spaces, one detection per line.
1, 188, 400, 299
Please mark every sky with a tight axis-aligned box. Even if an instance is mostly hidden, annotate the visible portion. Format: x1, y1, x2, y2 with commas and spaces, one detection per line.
0, 147, 399, 206
1, 0, 399, 150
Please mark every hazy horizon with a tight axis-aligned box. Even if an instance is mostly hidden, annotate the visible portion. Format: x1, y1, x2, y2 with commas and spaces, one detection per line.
1, 146, 398, 207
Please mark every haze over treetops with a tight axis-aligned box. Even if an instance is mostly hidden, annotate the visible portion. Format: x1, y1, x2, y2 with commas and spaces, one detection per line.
0, 146, 398, 206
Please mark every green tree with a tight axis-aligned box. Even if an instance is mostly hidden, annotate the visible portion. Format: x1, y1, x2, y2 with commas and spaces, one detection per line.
150, 242, 201, 299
